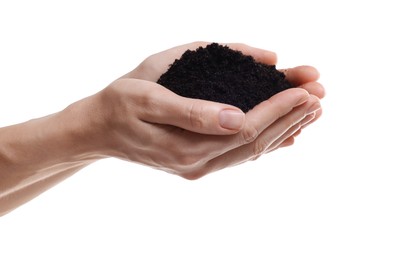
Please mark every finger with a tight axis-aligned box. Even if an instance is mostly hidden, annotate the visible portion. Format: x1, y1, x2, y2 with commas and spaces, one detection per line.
226, 43, 277, 65
301, 107, 323, 128
138, 80, 245, 135
179, 88, 317, 178
238, 88, 310, 146
269, 108, 321, 153
163, 87, 316, 180
253, 132, 297, 158
249, 96, 320, 154
298, 82, 326, 99
266, 112, 316, 153
293, 129, 302, 137
253, 122, 302, 159
266, 122, 303, 153
277, 136, 296, 148
198, 95, 321, 174
281, 66, 320, 86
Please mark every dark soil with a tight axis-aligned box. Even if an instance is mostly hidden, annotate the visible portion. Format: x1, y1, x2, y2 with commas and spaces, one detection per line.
157, 43, 293, 112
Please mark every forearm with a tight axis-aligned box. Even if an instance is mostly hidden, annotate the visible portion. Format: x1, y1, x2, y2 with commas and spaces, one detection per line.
0, 95, 106, 216
0, 164, 86, 216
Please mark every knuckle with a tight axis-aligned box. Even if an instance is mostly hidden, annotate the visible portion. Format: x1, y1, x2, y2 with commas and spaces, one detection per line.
253, 137, 270, 157
188, 103, 205, 129
265, 98, 283, 120
240, 124, 259, 144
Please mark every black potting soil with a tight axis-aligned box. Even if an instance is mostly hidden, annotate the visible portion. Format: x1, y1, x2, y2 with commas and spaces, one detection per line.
157, 43, 293, 113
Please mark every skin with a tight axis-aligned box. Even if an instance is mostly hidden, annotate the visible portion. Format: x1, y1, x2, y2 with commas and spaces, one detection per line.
0, 42, 325, 216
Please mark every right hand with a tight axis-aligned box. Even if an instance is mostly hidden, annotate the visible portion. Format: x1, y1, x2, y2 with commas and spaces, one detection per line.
87, 79, 320, 180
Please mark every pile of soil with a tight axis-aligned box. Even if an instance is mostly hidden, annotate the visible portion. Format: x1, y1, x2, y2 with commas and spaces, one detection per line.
157, 43, 292, 112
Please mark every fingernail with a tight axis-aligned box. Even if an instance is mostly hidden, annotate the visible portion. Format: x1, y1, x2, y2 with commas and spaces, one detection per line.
307, 102, 321, 114
219, 109, 245, 130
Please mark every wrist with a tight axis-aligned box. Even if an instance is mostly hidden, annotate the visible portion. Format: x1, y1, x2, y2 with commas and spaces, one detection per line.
1, 96, 108, 173
57, 94, 111, 163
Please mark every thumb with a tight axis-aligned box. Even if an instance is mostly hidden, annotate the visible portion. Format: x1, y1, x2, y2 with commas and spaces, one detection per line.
143, 84, 245, 135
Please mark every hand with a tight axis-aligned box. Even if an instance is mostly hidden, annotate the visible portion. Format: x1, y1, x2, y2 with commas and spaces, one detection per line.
0, 42, 324, 216
88, 42, 324, 179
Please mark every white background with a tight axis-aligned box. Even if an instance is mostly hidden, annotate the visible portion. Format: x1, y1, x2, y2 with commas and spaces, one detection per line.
1, 0, 394, 259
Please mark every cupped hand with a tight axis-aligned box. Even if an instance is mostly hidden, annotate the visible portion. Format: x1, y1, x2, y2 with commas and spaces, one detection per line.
91, 42, 324, 179
93, 81, 320, 180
